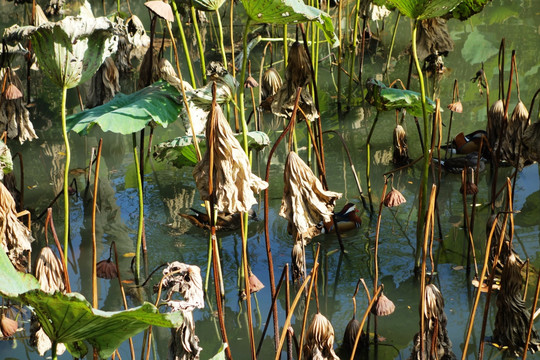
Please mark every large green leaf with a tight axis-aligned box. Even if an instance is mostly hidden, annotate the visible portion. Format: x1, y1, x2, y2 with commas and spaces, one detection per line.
0, 249, 183, 359
365, 79, 436, 117
241, 0, 339, 47
461, 29, 497, 65
67, 81, 181, 135
154, 131, 270, 168
190, 0, 226, 11
386, 0, 463, 20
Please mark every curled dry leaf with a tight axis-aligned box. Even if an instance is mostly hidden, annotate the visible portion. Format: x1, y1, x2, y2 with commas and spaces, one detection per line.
244, 76, 259, 88
303, 313, 339, 360
0, 182, 34, 271
393, 124, 410, 166
261, 67, 282, 101
248, 272, 264, 293
193, 101, 268, 213
115, 15, 150, 73
410, 284, 456, 360
291, 240, 305, 281
159, 262, 204, 360
1, 314, 18, 337
0, 69, 38, 144
383, 188, 406, 208
447, 100, 462, 113
342, 318, 366, 358
493, 253, 540, 356
85, 57, 120, 108
502, 101, 530, 169
279, 151, 341, 242
34, 246, 66, 293
487, 99, 504, 151
0, 140, 13, 181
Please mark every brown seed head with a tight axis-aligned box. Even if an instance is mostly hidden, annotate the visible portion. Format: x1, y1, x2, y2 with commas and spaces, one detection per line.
383, 188, 407, 207
371, 292, 395, 316
244, 76, 259, 88
447, 100, 463, 113
96, 258, 118, 279
3, 84, 23, 100
1, 314, 18, 337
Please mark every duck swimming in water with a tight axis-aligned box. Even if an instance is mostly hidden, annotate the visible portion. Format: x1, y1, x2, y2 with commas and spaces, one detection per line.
321, 203, 362, 234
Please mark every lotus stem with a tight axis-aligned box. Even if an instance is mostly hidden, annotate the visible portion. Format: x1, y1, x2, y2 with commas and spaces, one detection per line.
92, 139, 103, 309
350, 284, 383, 360
365, 112, 379, 213
239, 18, 252, 153
215, 9, 228, 70
240, 215, 257, 359
190, 1, 207, 84
255, 265, 288, 356
337, 0, 342, 115
298, 245, 321, 360
346, 0, 362, 110
411, 20, 431, 272
462, 213, 503, 359
283, 24, 288, 69
523, 268, 540, 359
170, 1, 196, 87
374, 178, 389, 296
51, 341, 58, 360
384, 12, 400, 83
132, 135, 144, 281
61, 85, 70, 270
358, 14, 367, 98
46, 208, 71, 292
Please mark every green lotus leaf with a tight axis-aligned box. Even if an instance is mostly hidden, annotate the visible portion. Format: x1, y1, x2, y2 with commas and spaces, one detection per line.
209, 343, 228, 359
154, 131, 270, 168
386, 0, 463, 20
190, 0, 226, 11
4, 16, 116, 89
0, 249, 183, 359
241, 0, 339, 47
444, 0, 491, 21
365, 79, 436, 117
66, 81, 182, 135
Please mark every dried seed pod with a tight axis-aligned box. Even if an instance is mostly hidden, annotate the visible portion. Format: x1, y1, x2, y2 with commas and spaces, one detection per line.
341, 317, 366, 358
383, 188, 406, 207
303, 313, 339, 360
1, 314, 18, 337
96, 258, 118, 279
244, 76, 259, 88
248, 272, 264, 293
261, 67, 282, 101
446, 100, 462, 113
371, 292, 395, 316
34, 246, 66, 293
487, 99, 505, 150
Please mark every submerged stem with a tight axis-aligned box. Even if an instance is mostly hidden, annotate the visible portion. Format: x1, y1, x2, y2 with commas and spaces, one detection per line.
61, 85, 70, 268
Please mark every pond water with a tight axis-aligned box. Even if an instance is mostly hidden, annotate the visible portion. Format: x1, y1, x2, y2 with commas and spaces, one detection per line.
1, 0, 540, 359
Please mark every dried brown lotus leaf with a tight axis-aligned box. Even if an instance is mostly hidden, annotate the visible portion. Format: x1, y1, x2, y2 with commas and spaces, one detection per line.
303, 313, 339, 360
193, 103, 268, 213
279, 152, 341, 241
244, 76, 259, 88
291, 241, 305, 280
0, 182, 33, 271
261, 68, 282, 100
35, 246, 66, 293
502, 101, 530, 168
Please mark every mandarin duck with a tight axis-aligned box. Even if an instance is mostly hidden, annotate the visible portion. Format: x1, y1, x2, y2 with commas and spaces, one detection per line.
321, 203, 362, 234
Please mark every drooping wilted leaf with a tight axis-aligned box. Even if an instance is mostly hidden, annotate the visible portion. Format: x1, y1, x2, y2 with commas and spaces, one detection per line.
0, 249, 183, 359
154, 131, 270, 168
386, 0, 463, 20
193, 102, 268, 213
67, 80, 181, 135
279, 151, 341, 242
241, 0, 339, 47
303, 313, 339, 360
365, 79, 436, 117
0, 140, 13, 180
0, 182, 34, 272
4, 16, 117, 89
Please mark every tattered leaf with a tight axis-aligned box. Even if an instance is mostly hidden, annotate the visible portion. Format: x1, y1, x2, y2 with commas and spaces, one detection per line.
67, 81, 181, 135
241, 0, 339, 47
365, 79, 436, 116
0, 250, 183, 359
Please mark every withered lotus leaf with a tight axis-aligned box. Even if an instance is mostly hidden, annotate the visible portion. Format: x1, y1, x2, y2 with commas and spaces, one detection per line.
35, 246, 66, 293
0, 182, 34, 271
303, 313, 339, 360
193, 102, 268, 213
279, 151, 341, 241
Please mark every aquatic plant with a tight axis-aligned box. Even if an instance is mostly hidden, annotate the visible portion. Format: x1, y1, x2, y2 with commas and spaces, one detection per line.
4, 15, 117, 271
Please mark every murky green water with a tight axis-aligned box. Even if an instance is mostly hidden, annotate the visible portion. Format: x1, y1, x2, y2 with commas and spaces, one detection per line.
1, 0, 540, 359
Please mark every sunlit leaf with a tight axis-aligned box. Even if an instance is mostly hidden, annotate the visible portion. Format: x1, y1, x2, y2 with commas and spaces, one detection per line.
155, 131, 270, 169
209, 343, 228, 360
0, 250, 183, 359
241, 0, 339, 47
386, 0, 463, 20
191, 0, 226, 11
66, 80, 181, 135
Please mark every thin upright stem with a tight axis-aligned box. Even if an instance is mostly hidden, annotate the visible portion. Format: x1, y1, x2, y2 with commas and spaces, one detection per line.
92, 139, 103, 309
133, 135, 144, 281
171, 0, 196, 87
61, 86, 70, 268
190, 1, 207, 84
239, 18, 252, 153
215, 9, 228, 69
